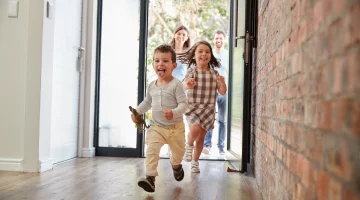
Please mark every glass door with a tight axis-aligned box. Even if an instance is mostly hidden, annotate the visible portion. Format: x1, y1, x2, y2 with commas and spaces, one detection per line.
94, 0, 148, 157
146, 0, 232, 160
227, 0, 254, 172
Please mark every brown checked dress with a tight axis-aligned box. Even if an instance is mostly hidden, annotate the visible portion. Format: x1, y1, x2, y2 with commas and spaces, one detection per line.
184, 67, 219, 131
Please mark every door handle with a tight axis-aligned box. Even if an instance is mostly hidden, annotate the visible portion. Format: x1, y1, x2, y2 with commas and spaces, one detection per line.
78, 47, 85, 59
238, 33, 254, 64
77, 47, 85, 72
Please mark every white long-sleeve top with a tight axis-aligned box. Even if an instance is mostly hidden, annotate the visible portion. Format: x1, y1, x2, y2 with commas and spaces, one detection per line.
137, 78, 187, 128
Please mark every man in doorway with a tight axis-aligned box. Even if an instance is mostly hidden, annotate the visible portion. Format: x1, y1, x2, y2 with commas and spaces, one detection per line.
202, 30, 229, 155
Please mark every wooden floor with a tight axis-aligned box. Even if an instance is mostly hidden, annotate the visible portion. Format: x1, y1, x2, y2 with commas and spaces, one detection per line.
0, 157, 261, 200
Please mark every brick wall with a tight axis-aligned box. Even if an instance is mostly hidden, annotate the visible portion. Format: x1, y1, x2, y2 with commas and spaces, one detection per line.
252, 0, 360, 199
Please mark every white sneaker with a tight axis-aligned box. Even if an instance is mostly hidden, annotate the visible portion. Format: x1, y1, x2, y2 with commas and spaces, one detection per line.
191, 160, 200, 173
183, 145, 194, 162
202, 147, 211, 155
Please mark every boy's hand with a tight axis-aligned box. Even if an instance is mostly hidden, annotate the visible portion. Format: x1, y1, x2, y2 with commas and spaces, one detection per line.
163, 109, 173, 120
129, 106, 149, 130
131, 113, 137, 123
183, 78, 197, 89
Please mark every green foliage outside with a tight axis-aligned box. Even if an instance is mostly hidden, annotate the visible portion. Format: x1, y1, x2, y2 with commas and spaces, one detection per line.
146, 0, 231, 79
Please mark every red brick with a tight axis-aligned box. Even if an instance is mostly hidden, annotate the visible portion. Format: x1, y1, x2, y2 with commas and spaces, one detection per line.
309, 133, 323, 164
285, 124, 293, 146
323, 0, 332, 21
331, 55, 348, 95
332, 0, 346, 15
281, 143, 287, 163
316, 31, 329, 62
313, 0, 324, 29
296, 155, 304, 178
327, 140, 353, 181
344, 188, 360, 200
348, 48, 360, 93
293, 181, 306, 200
277, 141, 283, 159
305, 131, 318, 161
289, 30, 299, 54
331, 99, 353, 133
286, 77, 297, 100
292, 126, 300, 150
302, 38, 316, 70
317, 100, 332, 130
289, 150, 297, 173
304, 100, 318, 128
349, 2, 360, 46
317, 171, 329, 200
292, 101, 304, 123
327, 19, 343, 56
352, 101, 360, 138
298, 129, 306, 154
318, 65, 331, 96
298, 20, 307, 45
328, 178, 342, 200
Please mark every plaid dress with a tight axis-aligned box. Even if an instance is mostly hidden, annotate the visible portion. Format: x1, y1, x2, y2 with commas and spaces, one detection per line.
185, 67, 219, 131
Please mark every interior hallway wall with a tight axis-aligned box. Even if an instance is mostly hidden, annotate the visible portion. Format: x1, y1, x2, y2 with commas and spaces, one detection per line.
252, 0, 360, 199
0, 0, 47, 172
0, 0, 29, 170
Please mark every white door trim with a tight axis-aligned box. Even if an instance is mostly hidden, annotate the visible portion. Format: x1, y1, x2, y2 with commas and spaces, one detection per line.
77, 0, 86, 157
78, 0, 97, 157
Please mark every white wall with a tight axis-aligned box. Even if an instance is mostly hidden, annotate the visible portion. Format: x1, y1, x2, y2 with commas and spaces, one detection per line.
0, 0, 97, 172
0, 0, 30, 170
0, 0, 55, 172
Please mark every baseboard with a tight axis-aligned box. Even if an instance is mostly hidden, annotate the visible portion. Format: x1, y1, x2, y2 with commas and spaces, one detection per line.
38, 158, 55, 172
82, 147, 95, 158
0, 158, 23, 171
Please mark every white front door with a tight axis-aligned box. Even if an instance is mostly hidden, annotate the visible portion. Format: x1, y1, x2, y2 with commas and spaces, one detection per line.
51, 0, 82, 163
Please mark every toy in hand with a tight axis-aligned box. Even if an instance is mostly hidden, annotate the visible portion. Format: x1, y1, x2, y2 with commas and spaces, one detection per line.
129, 106, 150, 131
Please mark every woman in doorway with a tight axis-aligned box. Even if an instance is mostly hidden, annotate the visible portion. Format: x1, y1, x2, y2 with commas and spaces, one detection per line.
171, 25, 192, 81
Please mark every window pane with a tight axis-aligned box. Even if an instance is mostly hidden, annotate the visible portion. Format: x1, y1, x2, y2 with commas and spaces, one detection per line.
98, 0, 140, 148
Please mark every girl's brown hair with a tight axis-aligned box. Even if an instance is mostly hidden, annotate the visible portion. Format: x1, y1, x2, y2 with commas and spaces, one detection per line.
178, 40, 221, 69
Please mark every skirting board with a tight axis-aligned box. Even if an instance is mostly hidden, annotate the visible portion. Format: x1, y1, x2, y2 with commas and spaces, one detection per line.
38, 158, 55, 172
82, 147, 95, 158
0, 158, 23, 171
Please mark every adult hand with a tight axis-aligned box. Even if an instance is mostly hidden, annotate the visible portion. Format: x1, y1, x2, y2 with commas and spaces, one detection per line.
163, 109, 173, 120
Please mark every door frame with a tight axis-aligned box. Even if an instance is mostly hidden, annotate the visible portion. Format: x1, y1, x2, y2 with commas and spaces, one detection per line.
78, 0, 86, 158
93, 0, 148, 157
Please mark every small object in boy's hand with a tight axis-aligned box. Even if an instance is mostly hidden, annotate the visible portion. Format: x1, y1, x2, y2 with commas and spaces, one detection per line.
129, 106, 150, 131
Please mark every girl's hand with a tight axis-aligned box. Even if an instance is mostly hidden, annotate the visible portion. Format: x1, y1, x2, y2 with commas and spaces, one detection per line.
183, 78, 197, 89
217, 75, 225, 85
163, 109, 173, 120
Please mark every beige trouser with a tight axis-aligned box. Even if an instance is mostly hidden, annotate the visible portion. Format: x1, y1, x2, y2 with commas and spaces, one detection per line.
145, 122, 185, 177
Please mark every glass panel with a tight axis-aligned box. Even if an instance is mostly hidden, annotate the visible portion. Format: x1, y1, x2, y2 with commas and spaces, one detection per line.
98, 0, 140, 148
237, 0, 246, 37
230, 38, 244, 157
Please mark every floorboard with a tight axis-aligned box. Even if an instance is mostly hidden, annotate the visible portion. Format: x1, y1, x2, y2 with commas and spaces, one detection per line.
0, 157, 261, 200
